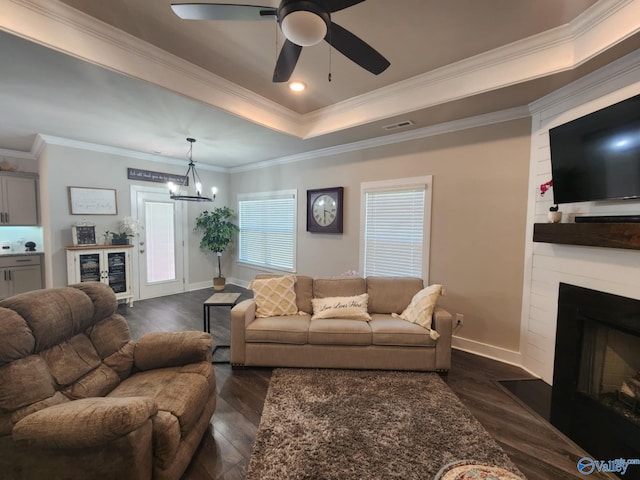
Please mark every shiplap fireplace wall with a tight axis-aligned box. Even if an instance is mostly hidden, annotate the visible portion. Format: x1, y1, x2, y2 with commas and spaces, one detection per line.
521, 48, 640, 384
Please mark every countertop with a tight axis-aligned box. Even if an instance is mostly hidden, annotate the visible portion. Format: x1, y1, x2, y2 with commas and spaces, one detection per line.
0, 251, 43, 256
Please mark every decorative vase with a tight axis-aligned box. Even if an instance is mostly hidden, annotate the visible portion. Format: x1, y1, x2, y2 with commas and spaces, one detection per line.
213, 276, 226, 291
547, 211, 562, 223
111, 238, 130, 245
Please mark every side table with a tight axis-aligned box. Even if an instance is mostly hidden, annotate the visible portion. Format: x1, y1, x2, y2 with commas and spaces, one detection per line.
203, 292, 241, 363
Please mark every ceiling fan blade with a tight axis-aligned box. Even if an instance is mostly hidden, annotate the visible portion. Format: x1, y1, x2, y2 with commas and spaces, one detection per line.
273, 40, 303, 82
325, 22, 389, 75
324, 0, 366, 13
171, 3, 276, 21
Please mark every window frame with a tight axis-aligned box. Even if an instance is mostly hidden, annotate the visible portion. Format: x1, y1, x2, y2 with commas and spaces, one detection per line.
359, 176, 433, 282
237, 189, 297, 273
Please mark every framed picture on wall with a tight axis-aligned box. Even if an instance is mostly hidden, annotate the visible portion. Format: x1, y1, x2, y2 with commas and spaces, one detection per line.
71, 224, 97, 246
68, 187, 117, 215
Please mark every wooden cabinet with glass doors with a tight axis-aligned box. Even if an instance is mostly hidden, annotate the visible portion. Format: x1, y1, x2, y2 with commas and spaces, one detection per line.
66, 245, 134, 306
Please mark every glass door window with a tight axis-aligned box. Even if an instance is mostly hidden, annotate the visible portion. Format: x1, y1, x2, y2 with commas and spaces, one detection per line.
107, 252, 127, 293
79, 254, 101, 282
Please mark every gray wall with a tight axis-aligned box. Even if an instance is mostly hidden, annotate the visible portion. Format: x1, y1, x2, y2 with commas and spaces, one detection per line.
37, 143, 230, 290
230, 118, 532, 352
31, 116, 531, 353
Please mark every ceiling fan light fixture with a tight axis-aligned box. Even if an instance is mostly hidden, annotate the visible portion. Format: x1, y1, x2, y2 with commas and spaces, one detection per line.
281, 10, 327, 46
288, 80, 306, 92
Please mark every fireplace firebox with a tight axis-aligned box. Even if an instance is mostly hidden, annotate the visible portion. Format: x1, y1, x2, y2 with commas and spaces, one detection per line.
552, 283, 640, 464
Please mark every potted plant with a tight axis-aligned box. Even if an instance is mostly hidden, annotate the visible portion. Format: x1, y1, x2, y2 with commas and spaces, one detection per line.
107, 231, 132, 245
107, 217, 144, 245
540, 180, 562, 223
194, 207, 239, 291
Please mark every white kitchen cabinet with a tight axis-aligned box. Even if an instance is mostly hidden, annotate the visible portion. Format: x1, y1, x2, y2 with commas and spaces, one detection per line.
0, 172, 39, 225
0, 254, 44, 299
66, 245, 134, 307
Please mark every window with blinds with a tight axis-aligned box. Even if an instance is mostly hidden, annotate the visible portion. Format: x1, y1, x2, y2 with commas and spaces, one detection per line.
361, 177, 432, 279
238, 190, 297, 272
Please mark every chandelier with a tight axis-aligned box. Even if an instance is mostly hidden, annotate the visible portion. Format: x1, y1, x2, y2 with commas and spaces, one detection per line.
168, 138, 217, 202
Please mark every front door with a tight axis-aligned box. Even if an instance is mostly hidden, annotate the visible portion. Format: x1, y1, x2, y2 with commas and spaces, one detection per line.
132, 185, 186, 299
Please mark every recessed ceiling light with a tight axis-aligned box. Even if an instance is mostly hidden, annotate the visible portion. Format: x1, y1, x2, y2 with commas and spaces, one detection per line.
288, 81, 306, 92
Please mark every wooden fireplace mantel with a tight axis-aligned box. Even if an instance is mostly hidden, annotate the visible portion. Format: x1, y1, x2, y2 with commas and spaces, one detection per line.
533, 222, 640, 250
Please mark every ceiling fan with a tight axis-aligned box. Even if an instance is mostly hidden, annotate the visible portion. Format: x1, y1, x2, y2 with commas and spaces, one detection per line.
171, 0, 390, 83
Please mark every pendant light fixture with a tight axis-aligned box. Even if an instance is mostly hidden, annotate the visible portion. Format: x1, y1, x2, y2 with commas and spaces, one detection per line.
168, 138, 217, 202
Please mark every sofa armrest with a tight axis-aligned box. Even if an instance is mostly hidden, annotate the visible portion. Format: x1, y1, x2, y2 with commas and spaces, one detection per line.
433, 307, 452, 371
12, 397, 157, 449
230, 299, 256, 365
134, 331, 212, 370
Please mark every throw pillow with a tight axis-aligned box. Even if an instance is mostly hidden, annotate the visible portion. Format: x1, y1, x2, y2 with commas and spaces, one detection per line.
250, 275, 298, 318
311, 294, 372, 321
392, 284, 443, 339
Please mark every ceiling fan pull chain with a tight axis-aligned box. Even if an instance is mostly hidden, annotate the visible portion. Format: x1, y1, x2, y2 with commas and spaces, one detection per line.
275, 21, 279, 76
328, 27, 332, 82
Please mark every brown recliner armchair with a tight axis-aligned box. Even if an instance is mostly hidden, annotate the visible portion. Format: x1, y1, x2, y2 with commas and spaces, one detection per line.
0, 282, 216, 480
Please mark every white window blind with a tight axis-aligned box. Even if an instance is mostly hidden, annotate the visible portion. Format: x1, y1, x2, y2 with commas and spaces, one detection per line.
238, 190, 296, 272
361, 177, 432, 278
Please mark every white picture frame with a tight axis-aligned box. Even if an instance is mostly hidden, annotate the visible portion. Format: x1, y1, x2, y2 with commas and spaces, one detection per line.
68, 187, 117, 215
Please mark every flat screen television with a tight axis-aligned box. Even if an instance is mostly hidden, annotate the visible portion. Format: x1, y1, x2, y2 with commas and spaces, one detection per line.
549, 93, 640, 204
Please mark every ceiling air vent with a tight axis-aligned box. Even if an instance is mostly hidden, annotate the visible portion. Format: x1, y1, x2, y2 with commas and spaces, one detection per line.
382, 120, 414, 131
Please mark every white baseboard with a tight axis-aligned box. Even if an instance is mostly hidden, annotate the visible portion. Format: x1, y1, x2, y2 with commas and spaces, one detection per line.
187, 281, 213, 292
227, 277, 250, 288
452, 335, 535, 374
188, 277, 250, 292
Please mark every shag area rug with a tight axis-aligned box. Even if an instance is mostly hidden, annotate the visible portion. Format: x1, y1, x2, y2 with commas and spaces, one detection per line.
246, 369, 525, 480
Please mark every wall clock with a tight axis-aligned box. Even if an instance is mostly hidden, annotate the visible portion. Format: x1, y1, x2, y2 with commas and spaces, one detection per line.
307, 187, 344, 233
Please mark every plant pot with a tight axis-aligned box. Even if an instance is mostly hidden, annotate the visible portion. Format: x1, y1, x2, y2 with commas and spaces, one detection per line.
547, 211, 562, 223
213, 276, 226, 291
110, 239, 130, 245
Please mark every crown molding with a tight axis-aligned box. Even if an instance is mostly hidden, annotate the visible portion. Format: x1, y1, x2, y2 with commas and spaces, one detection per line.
35, 134, 229, 172
231, 106, 531, 173
1, 0, 303, 136
528, 47, 640, 116
0, 148, 36, 160
300, 0, 640, 138
2, 0, 638, 142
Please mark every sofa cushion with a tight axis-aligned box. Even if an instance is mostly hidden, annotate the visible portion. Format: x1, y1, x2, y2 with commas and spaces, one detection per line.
89, 314, 131, 360
0, 308, 34, 365
293, 275, 314, 314
0, 355, 56, 413
369, 315, 437, 347
366, 277, 424, 314
313, 277, 366, 298
0, 288, 95, 353
246, 315, 310, 344
255, 274, 313, 314
308, 319, 372, 345
393, 284, 443, 338
63, 364, 121, 400
250, 275, 299, 318
311, 294, 371, 321
40, 333, 101, 387
109, 370, 209, 434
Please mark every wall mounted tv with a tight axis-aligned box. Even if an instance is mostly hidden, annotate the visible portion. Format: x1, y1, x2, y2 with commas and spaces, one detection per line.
549, 93, 640, 204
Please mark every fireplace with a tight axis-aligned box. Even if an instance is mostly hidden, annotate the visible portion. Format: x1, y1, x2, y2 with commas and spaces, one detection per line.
552, 283, 640, 462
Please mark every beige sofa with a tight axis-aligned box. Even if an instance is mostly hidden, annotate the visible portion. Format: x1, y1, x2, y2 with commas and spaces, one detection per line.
231, 276, 452, 372
0, 282, 216, 480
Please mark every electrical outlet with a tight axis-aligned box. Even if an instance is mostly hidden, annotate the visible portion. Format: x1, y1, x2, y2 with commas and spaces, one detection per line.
455, 313, 464, 327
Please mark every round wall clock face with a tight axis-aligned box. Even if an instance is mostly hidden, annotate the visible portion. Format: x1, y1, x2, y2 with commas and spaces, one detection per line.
312, 194, 337, 226
306, 187, 344, 233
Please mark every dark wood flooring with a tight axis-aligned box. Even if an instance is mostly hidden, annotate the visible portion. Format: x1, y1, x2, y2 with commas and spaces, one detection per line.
118, 287, 615, 480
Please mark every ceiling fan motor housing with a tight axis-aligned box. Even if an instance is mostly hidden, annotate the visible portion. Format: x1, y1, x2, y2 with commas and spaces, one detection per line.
278, 0, 330, 46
